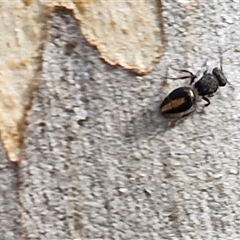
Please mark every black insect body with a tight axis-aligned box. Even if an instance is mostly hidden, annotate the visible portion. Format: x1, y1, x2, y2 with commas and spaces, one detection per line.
160, 86, 197, 117
160, 66, 228, 117
193, 67, 228, 107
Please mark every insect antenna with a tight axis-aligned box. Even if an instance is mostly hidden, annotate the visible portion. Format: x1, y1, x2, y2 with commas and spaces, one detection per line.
218, 46, 230, 84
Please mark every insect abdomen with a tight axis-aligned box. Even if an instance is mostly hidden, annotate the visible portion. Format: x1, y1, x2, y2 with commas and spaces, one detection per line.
160, 87, 196, 114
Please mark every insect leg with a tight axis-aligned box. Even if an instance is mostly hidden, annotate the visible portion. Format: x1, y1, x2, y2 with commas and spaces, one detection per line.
202, 96, 211, 107
189, 74, 197, 85
167, 109, 195, 128
166, 75, 195, 80
170, 67, 195, 76
168, 66, 197, 84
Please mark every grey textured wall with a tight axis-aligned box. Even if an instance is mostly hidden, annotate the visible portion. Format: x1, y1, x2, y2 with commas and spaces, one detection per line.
1, 2, 240, 239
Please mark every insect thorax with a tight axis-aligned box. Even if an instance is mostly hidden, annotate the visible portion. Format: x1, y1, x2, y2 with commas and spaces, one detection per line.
194, 74, 219, 96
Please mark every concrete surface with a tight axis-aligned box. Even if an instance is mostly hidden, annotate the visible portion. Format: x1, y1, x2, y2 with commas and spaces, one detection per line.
0, 145, 19, 240
1, 1, 240, 239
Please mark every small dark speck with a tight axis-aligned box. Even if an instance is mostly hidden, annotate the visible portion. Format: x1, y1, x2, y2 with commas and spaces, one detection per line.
144, 188, 152, 197
104, 200, 110, 210
65, 108, 75, 113
77, 119, 87, 126
63, 164, 69, 171
66, 136, 74, 141
124, 131, 133, 138
64, 42, 77, 56
38, 122, 46, 127
80, 96, 89, 104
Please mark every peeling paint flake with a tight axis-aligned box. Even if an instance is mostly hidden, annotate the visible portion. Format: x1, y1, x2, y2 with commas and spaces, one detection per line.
0, 1, 46, 161
49, 0, 166, 74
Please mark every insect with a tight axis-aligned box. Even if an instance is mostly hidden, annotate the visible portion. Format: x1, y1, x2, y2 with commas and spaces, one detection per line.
160, 61, 228, 118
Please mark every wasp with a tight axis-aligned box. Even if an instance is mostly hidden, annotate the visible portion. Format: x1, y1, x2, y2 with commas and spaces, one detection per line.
160, 62, 228, 118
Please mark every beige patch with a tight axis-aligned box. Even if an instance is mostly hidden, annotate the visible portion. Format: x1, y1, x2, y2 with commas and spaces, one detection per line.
0, 1, 46, 161
48, 0, 166, 74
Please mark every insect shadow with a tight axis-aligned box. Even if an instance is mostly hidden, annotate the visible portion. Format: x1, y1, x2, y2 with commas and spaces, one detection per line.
123, 100, 169, 144
123, 75, 175, 145
122, 67, 192, 144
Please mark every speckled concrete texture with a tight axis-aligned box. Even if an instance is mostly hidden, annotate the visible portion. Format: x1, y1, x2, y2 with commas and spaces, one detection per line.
17, 1, 240, 240
0, 145, 19, 240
